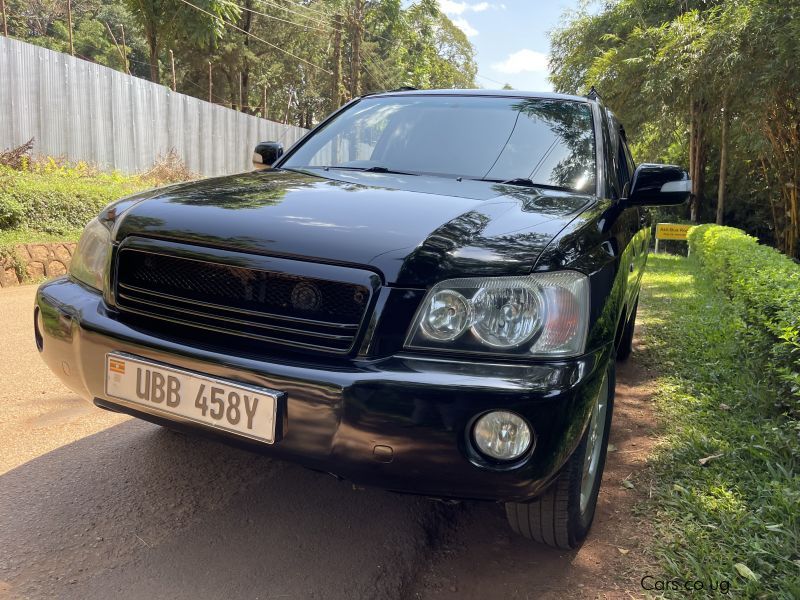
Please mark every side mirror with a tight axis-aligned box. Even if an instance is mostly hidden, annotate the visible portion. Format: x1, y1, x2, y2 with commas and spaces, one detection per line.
627, 163, 691, 206
253, 141, 284, 169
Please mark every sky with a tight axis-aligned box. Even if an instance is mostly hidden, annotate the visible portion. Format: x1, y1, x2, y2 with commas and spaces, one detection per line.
436, 0, 584, 92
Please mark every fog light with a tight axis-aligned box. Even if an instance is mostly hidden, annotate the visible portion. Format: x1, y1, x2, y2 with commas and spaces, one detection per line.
472, 411, 532, 461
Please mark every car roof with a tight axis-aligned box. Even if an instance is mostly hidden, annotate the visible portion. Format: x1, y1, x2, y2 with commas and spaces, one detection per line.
367, 88, 595, 104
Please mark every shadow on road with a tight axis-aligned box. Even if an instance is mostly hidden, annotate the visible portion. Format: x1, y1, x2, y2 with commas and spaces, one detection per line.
411, 357, 660, 599
1, 420, 445, 600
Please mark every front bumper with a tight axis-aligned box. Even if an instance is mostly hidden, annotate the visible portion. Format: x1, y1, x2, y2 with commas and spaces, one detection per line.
35, 277, 610, 502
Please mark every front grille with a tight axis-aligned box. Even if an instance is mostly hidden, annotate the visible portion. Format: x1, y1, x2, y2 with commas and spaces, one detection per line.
115, 249, 371, 354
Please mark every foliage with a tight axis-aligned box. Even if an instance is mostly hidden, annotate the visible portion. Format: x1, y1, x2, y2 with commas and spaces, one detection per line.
0, 138, 35, 170
142, 149, 197, 184
550, 0, 800, 259
4, 0, 478, 128
0, 151, 192, 243
639, 255, 799, 599
688, 224, 800, 413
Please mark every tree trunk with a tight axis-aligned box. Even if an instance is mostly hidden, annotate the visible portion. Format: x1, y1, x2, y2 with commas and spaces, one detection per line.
350, 0, 364, 98
240, 0, 253, 113
689, 98, 707, 222
147, 29, 160, 84
331, 14, 343, 112
788, 183, 798, 258
716, 99, 729, 225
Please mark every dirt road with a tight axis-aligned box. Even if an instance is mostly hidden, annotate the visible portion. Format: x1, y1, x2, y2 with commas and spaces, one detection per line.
1, 284, 659, 600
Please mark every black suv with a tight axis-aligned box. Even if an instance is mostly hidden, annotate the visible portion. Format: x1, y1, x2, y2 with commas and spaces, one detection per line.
35, 90, 689, 549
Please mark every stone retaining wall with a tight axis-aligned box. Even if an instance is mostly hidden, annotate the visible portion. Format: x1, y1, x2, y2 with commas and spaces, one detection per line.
0, 242, 77, 287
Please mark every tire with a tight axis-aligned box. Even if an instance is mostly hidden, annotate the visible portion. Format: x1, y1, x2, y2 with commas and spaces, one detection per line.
616, 297, 638, 361
505, 362, 615, 549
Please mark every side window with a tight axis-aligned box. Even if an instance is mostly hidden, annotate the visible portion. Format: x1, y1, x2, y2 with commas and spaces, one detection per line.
607, 112, 632, 197
617, 138, 631, 196
600, 109, 620, 199
619, 132, 636, 196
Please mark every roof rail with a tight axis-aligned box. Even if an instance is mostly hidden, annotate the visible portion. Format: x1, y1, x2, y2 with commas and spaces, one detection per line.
360, 86, 419, 98
587, 86, 602, 101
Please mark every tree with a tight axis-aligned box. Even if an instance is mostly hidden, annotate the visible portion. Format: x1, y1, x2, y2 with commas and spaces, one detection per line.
550, 0, 799, 257
122, 0, 238, 84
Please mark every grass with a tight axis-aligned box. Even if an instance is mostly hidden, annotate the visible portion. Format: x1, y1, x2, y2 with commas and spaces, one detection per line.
638, 254, 799, 598
0, 227, 84, 247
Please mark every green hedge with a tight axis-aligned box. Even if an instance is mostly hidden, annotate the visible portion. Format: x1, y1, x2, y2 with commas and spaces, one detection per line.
688, 224, 800, 412
0, 164, 151, 235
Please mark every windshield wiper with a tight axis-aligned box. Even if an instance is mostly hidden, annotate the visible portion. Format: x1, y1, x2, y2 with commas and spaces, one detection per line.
479, 178, 575, 192
321, 165, 419, 176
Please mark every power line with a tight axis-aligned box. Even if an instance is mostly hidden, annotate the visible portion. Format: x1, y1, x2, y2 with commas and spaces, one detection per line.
279, 0, 331, 20
176, 0, 332, 74
219, 0, 328, 32
252, 0, 398, 48
250, 0, 395, 90
250, 0, 334, 30
476, 72, 507, 87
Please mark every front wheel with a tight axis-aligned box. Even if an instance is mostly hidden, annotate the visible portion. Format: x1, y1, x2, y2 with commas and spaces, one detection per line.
505, 363, 615, 549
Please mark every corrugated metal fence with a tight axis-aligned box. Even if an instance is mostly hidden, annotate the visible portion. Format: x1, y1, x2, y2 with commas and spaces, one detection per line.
0, 36, 307, 177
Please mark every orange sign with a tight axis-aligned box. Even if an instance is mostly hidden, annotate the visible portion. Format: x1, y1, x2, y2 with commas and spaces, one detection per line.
655, 223, 691, 241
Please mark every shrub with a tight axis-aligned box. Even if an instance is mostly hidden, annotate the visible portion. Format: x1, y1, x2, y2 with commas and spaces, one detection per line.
142, 149, 196, 184
0, 164, 152, 236
688, 224, 800, 413
0, 148, 198, 243
0, 138, 34, 170
0, 195, 24, 229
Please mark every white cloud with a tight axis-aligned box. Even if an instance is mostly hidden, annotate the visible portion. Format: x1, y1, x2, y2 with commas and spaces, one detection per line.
491, 49, 549, 74
438, 1, 502, 38
439, 0, 468, 14
452, 16, 479, 37
439, 1, 497, 15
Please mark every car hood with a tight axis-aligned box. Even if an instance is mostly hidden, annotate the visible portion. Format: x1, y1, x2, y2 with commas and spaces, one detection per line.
113, 169, 593, 286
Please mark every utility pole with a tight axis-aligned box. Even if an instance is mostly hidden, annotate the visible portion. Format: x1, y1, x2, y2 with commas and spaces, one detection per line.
1, 0, 8, 37
284, 90, 293, 124
67, 0, 74, 55
262, 85, 268, 119
120, 25, 130, 75
208, 61, 213, 103
331, 13, 342, 111
169, 49, 176, 91
105, 22, 127, 73
239, 72, 243, 112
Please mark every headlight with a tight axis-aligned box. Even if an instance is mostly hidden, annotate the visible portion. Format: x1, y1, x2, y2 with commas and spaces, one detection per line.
70, 217, 112, 291
405, 272, 589, 357
420, 289, 472, 341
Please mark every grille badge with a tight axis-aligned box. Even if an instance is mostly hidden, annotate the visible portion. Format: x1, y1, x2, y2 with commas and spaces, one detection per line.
290, 282, 323, 312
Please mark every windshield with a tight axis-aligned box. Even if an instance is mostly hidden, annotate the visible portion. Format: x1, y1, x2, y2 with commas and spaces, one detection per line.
282, 95, 597, 192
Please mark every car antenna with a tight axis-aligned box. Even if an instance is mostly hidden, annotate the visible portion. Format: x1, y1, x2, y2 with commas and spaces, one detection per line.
587, 86, 602, 101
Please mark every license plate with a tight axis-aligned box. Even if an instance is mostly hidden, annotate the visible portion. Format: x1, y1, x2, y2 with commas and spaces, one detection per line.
105, 353, 281, 443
